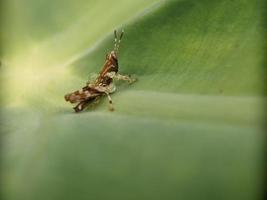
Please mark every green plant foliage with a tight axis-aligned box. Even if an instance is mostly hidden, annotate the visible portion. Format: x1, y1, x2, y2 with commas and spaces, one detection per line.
1, 0, 265, 200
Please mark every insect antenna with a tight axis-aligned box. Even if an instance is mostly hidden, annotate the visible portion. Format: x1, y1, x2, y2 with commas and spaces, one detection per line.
114, 30, 118, 50
113, 29, 124, 53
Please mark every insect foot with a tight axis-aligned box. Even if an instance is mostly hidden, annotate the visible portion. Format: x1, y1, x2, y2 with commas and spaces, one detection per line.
109, 106, 115, 112
128, 77, 137, 84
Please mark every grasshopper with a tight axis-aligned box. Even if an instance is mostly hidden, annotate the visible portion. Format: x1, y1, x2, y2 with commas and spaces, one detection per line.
64, 30, 136, 112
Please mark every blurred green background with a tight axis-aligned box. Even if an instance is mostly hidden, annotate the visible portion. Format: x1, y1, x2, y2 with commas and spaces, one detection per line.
0, 0, 266, 200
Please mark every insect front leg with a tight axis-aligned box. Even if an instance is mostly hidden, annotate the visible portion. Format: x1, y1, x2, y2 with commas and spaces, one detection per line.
116, 74, 137, 84
106, 72, 137, 84
105, 92, 114, 111
93, 85, 116, 111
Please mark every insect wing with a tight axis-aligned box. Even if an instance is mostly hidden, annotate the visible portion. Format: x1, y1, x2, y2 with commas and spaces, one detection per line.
65, 86, 101, 103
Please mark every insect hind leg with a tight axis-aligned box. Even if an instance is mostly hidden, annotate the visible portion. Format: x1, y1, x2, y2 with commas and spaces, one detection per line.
73, 100, 89, 113
73, 96, 101, 113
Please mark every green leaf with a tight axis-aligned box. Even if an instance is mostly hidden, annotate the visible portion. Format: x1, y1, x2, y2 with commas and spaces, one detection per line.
1, 0, 265, 200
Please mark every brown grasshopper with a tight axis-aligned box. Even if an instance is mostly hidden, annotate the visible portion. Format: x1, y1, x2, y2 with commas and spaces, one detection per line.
64, 30, 136, 112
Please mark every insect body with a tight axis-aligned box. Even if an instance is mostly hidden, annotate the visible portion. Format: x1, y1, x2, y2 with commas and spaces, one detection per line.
64, 30, 136, 112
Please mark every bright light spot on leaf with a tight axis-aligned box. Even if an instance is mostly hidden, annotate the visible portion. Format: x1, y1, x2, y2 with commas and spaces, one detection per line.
2, 49, 71, 107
